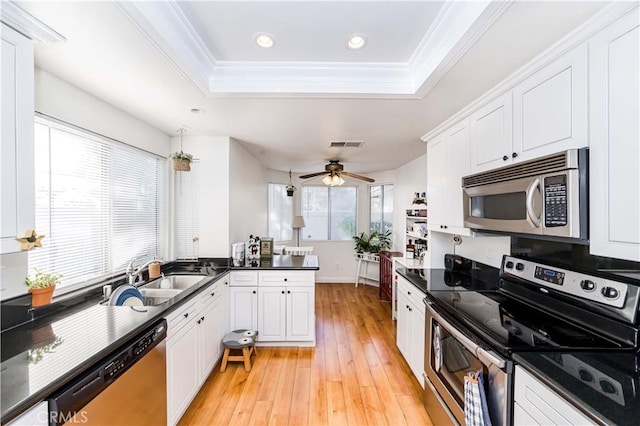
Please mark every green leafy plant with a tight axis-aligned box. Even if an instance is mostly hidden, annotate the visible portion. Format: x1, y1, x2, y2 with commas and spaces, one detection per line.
170, 151, 193, 162
25, 268, 62, 290
353, 230, 392, 254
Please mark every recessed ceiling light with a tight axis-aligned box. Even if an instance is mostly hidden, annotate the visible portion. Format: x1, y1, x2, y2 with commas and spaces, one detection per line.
255, 33, 275, 48
347, 34, 366, 50
190, 108, 206, 115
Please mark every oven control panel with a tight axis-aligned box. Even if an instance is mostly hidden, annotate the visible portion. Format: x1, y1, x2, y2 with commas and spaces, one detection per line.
502, 256, 627, 309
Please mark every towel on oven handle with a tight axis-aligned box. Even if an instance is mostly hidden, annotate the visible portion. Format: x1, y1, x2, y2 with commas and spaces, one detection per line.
464, 370, 492, 426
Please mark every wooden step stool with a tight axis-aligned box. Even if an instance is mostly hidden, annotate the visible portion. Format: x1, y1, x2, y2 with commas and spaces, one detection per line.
220, 329, 258, 372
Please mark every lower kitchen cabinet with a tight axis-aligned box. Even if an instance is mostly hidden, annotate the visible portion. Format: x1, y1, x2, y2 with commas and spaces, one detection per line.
514, 365, 593, 425
396, 274, 425, 387
229, 285, 258, 331
166, 275, 230, 425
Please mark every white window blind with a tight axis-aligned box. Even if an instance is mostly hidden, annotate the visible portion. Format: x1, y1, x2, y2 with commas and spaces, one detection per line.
29, 116, 165, 291
174, 161, 199, 259
267, 183, 292, 242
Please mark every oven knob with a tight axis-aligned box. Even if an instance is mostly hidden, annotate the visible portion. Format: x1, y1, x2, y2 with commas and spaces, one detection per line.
578, 368, 594, 383
505, 261, 514, 269
601, 287, 619, 300
580, 279, 596, 292
515, 263, 525, 271
599, 379, 617, 394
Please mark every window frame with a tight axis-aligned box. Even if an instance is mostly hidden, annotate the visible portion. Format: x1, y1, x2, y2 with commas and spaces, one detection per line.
369, 183, 394, 235
300, 184, 358, 242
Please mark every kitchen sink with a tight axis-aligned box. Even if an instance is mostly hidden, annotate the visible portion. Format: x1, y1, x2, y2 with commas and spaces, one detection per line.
102, 275, 209, 306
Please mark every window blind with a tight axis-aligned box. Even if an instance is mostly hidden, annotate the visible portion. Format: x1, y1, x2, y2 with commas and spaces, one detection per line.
174, 161, 199, 259
29, 116, 165, 291
267, 183, 293, 242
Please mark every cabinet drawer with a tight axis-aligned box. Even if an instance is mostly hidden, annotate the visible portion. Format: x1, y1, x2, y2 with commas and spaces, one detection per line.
198, 279, 225, 309
230, 271, 258, 286
258, 271, 314, 286
165, 300, 197, 337
396, 275, 425, 312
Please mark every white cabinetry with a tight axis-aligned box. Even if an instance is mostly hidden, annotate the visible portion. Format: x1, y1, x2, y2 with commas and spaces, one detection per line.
166, 275, 230, 425
7, 401, 47, 425
395, 274, 425, 388
426, 119, 472, 236
512, 44, 588, 163
1, 23, 34, 254
469, 92, 513, 173
514, 365, 594, 425
257, 271, 315, 344
589, 6, 640, 262
229, 271, 258, 331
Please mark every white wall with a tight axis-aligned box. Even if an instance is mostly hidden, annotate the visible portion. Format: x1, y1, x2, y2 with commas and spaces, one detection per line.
229, 138, 267, 250
1, 70, 171, 301
171, 135, 231, 258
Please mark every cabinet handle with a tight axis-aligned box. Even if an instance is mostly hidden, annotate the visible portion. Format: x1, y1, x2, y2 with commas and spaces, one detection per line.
225, 281, 228, 285
211, 292, 215, 296
287, 290, 291, 294
184, 313, 189, 318
284, 278, 288, 282
281, 290, 285, 294
201, 316, 205, 321
512, 152, 518, 158
406, 305, 410, 310
503, 155, 508, 161
408, 306, 413, 312
252, 290, 256, 294
197, 319, 201, 324
407, 291, 411, 295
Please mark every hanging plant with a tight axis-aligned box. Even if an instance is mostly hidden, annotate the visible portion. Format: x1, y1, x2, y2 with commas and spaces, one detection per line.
172, 128, 193, 172
286, 170, 296, 196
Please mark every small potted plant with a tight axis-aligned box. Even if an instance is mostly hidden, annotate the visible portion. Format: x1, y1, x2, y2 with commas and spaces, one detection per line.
25, 268, 62, 307
171, 150, 193, 172
286, 170, 296, 196
353, 232, 372, 253
353, 230, 392, 254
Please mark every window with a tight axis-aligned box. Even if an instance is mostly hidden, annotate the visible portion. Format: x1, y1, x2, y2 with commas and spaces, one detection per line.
370, 184, 394, 234
29, 116, 165, 291
174, 161, 199, 259
301, 186, 357, 240
267, 183, 293, 242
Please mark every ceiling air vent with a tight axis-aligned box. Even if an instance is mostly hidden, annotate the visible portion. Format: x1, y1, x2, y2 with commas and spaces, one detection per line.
330, 141, 364, 148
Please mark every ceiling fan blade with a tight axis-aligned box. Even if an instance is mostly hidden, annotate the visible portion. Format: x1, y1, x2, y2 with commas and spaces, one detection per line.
342, 172, 375, 183
299, 171, 328, 179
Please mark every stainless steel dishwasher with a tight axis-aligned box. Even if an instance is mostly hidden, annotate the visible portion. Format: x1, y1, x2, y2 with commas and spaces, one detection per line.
48, 320, 167, 426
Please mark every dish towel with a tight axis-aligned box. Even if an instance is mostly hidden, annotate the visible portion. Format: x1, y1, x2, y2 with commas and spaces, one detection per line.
464, 370, 492, 426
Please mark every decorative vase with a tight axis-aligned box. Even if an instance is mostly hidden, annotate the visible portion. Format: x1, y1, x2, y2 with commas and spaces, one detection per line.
173, 158, 191, 172
29, 285, 56, 308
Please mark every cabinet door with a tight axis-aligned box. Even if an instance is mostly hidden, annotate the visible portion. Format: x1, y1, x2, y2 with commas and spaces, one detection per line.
409, 303, 426, 388
286, 286, 315, 342
470, 92, 513, 173
396, 292, 411, 361
445, 119, 471, 231
197, 300, 220, 383
589, 7, 640, 262
1, 24, 34, 254
258, 286, 287, 341
167, 322, 199, 425
229, 286, 258, 331
426, 135, 448, 230
513, 43, 588, 162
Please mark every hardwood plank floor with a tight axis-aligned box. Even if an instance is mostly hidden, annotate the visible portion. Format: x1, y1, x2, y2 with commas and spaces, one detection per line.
179, 283, 433, 426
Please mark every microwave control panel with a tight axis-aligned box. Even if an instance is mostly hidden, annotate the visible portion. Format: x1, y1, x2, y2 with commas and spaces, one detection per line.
544, 175, 567, 227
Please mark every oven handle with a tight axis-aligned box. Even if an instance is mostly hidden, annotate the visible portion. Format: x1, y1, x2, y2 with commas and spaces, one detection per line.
425, 301, 506, 370
526, 177, 541, 228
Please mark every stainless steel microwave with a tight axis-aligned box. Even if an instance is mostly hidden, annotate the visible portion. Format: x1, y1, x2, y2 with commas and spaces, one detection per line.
462, 148, 588, 242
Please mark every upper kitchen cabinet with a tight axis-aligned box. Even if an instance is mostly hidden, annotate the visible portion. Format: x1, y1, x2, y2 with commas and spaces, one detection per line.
469, 92, 513, 173
427, 119, 472, 236
512, 43, 588, 163
1, 23, 34, 254
589, 6, 640, 262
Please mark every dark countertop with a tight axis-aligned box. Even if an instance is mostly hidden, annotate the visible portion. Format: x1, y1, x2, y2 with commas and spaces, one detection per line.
514, 351, 640, 426
232, 254, 319, 270
0, 255, 319, 423
396, 267, 499, 294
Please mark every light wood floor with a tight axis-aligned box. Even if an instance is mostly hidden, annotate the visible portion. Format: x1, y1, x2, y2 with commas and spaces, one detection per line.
179, 283, 433, 426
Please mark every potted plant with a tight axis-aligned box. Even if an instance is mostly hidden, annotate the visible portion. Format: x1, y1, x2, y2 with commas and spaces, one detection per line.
172, 128, 193, 172
353, 230, 392, 254
25, 268, 62, 307
286, 170, 296, 196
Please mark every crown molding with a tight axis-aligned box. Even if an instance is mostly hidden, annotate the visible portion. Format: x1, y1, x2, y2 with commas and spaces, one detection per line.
420, 1, 639, 142
115, 0, 510, 97
0, 1, 65, 43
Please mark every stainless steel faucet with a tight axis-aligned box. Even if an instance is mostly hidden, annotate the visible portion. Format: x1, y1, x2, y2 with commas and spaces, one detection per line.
126, 256, 164, 285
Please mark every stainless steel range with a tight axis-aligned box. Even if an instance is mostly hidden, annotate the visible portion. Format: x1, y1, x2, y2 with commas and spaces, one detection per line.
421, 255, 640, 425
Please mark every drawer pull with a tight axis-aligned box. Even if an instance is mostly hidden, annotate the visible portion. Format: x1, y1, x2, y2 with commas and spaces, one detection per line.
197, 319, 201, 324
184, 313, 189, 318
211, 292, 215, 296
252, 290, 256, 294
287, 290, 291, 294
284, 278, 288, 282
201, 316, 205, 321
281, 290, 285, 294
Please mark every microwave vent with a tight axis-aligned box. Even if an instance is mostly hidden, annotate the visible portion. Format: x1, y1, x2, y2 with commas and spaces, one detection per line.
462, 150, 578, 187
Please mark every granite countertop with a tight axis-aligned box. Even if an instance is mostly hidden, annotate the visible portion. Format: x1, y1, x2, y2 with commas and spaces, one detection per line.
514, 351, 640, 425
0, 256, 319, 423
233, 254, 319, 270
396, 267, 499, 294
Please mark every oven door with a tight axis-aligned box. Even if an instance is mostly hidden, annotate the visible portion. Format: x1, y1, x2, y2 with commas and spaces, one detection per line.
424, 300, 508, 426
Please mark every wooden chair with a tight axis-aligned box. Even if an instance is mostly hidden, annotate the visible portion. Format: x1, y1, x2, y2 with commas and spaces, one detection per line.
284, 246, 314, 256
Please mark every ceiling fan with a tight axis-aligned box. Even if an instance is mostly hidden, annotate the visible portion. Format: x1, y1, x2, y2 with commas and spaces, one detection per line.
299, 160, 375, 186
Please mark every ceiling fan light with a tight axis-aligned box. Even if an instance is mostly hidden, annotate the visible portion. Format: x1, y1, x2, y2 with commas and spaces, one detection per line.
322, 174, 333, 185
334, 175, 345, 186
